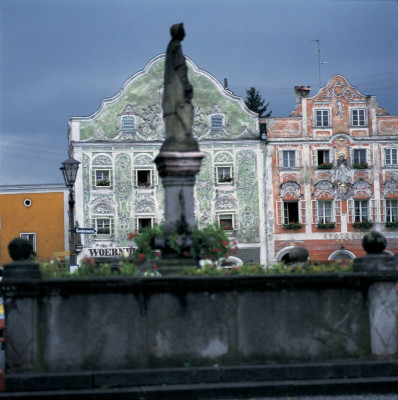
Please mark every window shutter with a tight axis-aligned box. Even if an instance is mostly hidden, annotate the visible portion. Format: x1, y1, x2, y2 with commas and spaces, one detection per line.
276, 201, 283, 225
334, 200, 341, 224
380, 199, 385, 223
133, 170, 137, 187
110, 218, 115, 235
331, 149, 336, 165
231, 165, 235, 183
214, 166, 218, 184
109, 171, 113, 189
347, 200, 354, 223
312, 200, 317, 224
300, 200, 306, 224
295, 150, 299, 168
153, 170, 158, 186
312, 150, 318, 167
278, 150, 283, 168
92, 170, 96, 188
233, 213, 238, 230
134, 217, 138, 233
370, 199, 377, 222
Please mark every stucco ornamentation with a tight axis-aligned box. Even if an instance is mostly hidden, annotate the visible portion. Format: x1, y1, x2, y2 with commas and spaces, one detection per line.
353, 180, 372, 198
135, 155, 153, 166
215, 199, 236, 210
93, 203, 113, 214
383, 180, 398, 197
93, 155, 112, 165
237, 208, 256, 243
134, 195, 155, 206
215, 152, 233, 163
280, 181, 301, 199
89, 196, 117, 207
314, 181, 334, 198
318, 79, 365, 101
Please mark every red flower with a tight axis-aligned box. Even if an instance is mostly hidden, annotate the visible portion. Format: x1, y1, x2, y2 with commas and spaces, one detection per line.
222, 241, 229, 246
212, 247, 220, 253
138, 253, 146, 263
150, 264, 158, 270
183, 250, 189, 256
128, 233, 137, 240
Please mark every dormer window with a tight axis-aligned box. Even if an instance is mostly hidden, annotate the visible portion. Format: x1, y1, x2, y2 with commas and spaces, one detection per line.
211, 115, 224, 129
122, 116, 135, 132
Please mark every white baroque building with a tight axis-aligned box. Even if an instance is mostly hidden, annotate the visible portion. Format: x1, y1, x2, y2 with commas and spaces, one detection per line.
68, 55, 267, 265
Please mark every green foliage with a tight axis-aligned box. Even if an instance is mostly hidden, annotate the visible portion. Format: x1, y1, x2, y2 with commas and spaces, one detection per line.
317, 162, 333, 169
316, 222, 336, 229
244, 86, 271, 136
353, 162, 368, 169
282, 222, 303, 230
352, 221, 373, 229
385, 220, 398, 228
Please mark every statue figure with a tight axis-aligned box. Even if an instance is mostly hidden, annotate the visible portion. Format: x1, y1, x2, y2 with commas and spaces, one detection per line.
161, 23, 199, 152
333, 154, 349, 184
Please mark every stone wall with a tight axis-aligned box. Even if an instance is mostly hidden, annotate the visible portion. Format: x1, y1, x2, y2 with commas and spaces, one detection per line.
2, 271, 397, 374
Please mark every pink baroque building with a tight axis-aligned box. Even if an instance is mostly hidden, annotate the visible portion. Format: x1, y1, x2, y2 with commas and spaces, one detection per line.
264, 75, 398, 263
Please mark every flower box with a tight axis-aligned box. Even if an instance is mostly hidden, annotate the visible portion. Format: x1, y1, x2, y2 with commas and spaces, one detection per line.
282, 222, 303, 230
317, 162, 333, 170
138, 182, 151, 187
97, 228, 110, 234
97, 179, 110, 187
219, 176, 233, 183
353, 162, 368, 169
316, 222, 336, 229
385, 221, 398, 228
352, 221, 373, 229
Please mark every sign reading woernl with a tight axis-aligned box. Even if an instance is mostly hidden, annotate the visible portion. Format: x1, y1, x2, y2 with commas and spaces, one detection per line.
87, 247, 135, 257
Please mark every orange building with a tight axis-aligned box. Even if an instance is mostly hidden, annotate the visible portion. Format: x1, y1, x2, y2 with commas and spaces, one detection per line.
0, 184, 69, 265
264, 75, 398, 262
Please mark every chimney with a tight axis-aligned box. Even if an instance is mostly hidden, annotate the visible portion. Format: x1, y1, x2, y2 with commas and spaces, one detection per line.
294, 86, 311, 108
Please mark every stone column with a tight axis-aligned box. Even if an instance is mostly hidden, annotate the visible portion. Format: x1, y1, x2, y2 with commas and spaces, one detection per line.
354, 232, 398, 357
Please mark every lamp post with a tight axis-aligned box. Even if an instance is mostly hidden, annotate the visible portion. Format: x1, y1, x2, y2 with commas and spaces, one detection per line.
60, 157, 80, 267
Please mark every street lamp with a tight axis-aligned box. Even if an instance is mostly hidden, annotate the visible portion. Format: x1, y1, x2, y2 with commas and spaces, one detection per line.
60, 157, 80, 267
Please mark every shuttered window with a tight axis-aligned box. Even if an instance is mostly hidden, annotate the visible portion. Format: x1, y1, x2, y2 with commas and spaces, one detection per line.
211, 115, 223, 129
122, 116, 135, 132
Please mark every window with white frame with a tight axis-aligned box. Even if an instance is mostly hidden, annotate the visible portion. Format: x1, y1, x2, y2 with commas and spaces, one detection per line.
354, 200, 369, 222
136, 217, 153, 232
317, 201, 333, 223
386, 199, 398, 222
283, 201, 299, 224
20, 233, 36, 251
95, 218, 112, 235
95, 170, 111, 187
315, 109, 330, 127
218, 213, 235, 231
211, 115, 224, 129
122, 116, 135, 132
353, 149, 367, 165
216, 166, 233, 184
351, 109, 367, 127
317, 150, 330, 165
385, 148, 398, 166
282, 150, 296, 168
135, 169, 153, 188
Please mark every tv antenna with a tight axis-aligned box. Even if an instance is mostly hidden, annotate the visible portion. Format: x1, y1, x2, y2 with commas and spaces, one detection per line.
309, 39, 328, 90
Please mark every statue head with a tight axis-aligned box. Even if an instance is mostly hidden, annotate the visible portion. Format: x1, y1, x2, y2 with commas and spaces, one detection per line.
170, 23, 185, 41
8, 237, 34, 261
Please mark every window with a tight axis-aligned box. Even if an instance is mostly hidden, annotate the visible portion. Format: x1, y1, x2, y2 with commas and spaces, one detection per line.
216, 166, 233, 184
351, 109, 366, 127
283, 202, 299, 224
317, 150, 330, 165
282, 150, 296, 168
137, 218, 153, 232
317, 201, 332, 223
218, 214, 234, 231
95, 170, 111, 187
211, 115, 223, 129
122, 116, 135, 132
96, 218, 111, 235
315, 110, 330, 127
135, 169, 153, 188
20, 233, 36, 251
353, 149, 367, 165
354, 200, 369, 222
385, 148, 398, 166
386, 199, 398, 222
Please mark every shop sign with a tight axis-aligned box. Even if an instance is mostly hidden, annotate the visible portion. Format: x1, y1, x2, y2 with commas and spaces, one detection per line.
87, 247, 135, 257
323, 232, 364, 244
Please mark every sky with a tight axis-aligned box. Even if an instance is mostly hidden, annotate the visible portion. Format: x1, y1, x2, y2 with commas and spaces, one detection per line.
0, 0, 397, 185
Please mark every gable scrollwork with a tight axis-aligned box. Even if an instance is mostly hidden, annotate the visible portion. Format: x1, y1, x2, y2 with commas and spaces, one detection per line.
313, 180, 334, 198
214, 152, 233, 163
93, 203, 114, 215
134, 154, 153, 166
215, 199, 237, 211
383, 179, 398, 197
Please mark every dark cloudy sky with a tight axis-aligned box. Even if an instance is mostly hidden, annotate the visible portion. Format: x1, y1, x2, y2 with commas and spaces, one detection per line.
1, 0, 397, 184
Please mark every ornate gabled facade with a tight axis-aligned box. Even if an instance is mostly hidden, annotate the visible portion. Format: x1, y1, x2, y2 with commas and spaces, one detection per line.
265, 75, 398, 262
68, 55, 267, 265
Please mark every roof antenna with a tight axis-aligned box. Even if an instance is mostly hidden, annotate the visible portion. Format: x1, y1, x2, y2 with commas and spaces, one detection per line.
309, 39, 330, 90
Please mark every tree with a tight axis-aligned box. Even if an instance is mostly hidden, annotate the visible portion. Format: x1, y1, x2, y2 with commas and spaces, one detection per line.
244, 87, 271, 136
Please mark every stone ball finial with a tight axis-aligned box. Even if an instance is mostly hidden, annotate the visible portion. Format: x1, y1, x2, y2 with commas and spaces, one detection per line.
8, 238, 33, 261
362, 231, 387, 254
289, 247, 309, 263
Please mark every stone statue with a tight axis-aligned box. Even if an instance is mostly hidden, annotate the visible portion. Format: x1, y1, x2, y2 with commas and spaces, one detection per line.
333, 154, 349, 184
161, 23, 199, 152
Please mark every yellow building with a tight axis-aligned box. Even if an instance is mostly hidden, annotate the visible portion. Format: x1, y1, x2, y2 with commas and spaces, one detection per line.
0, 184, 69, 265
